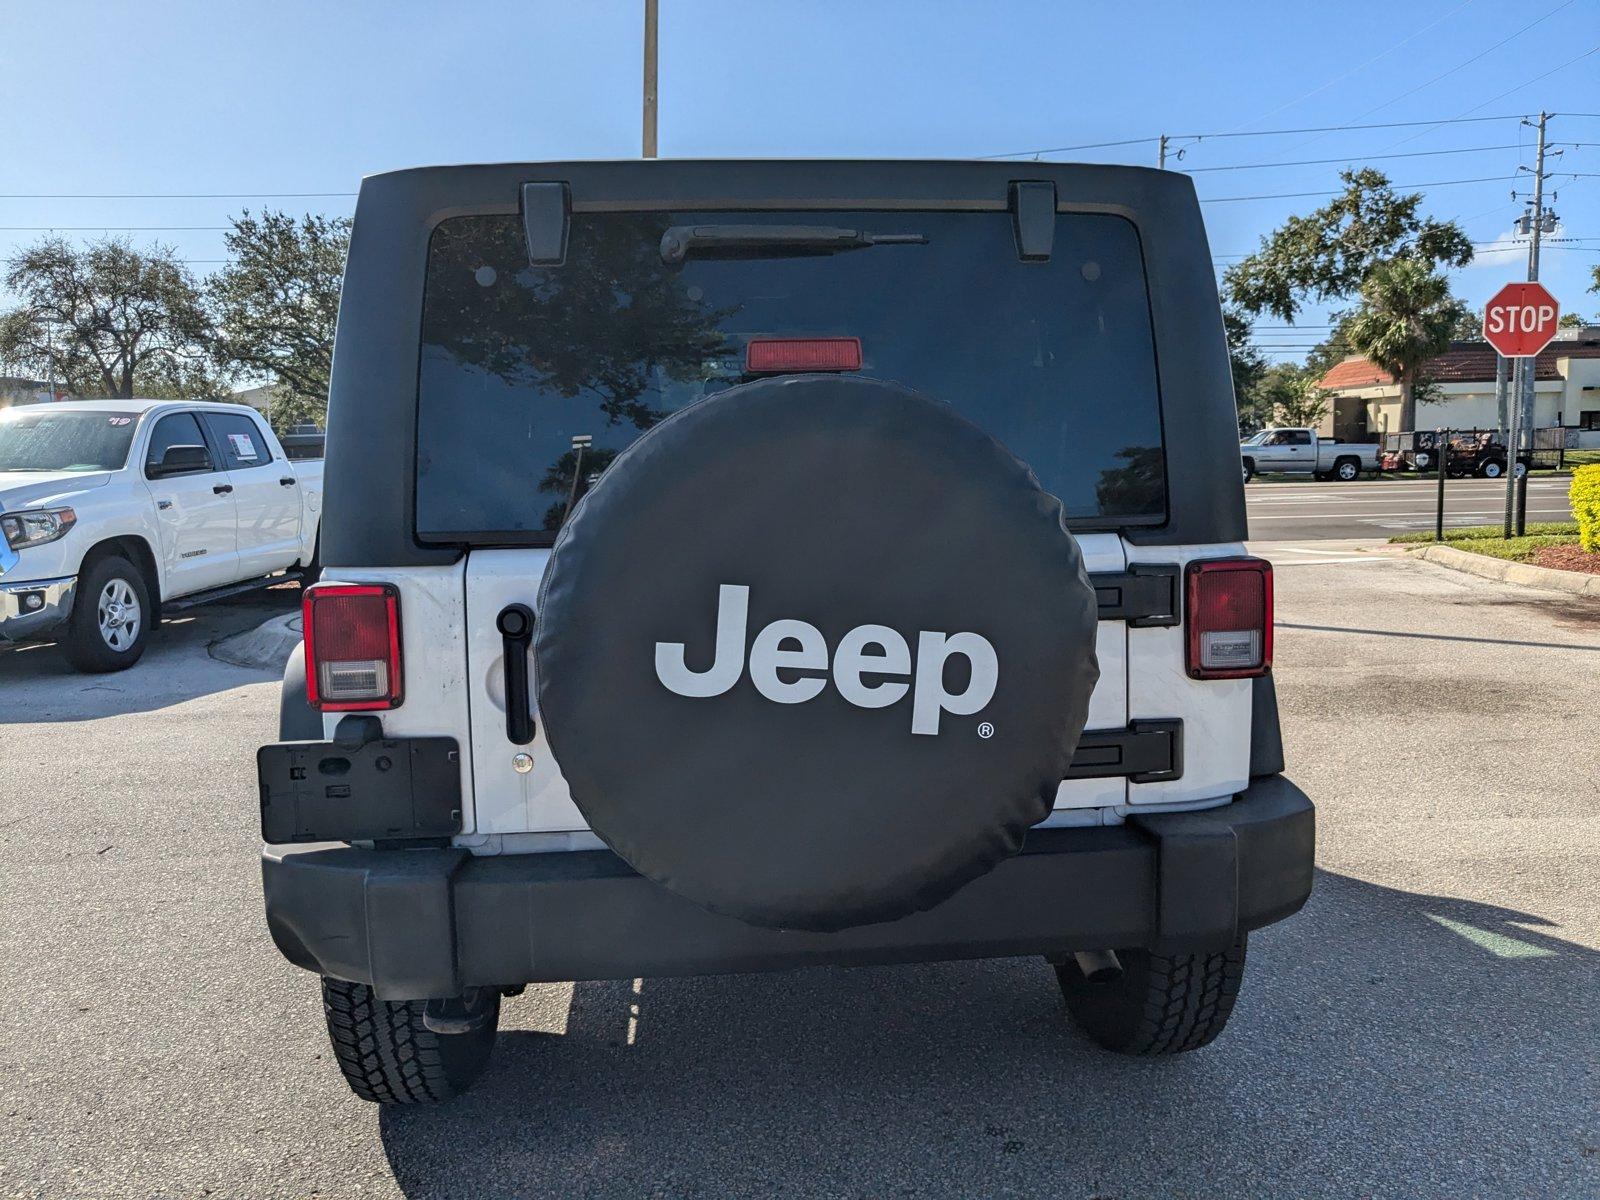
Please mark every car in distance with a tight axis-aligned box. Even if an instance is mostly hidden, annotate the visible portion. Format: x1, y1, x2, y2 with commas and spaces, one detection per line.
0, 399, 322, 671
1240, 427, 1379, 481
259, 160, 1314, 1104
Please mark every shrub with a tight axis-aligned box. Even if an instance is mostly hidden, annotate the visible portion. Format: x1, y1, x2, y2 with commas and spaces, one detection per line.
1573, 464, 1600, 553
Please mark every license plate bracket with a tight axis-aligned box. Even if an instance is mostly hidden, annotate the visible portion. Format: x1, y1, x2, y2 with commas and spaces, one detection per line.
258, 736, 463, 844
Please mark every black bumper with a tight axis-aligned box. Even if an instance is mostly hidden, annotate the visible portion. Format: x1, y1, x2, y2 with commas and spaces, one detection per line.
262, 775, 1314, 1000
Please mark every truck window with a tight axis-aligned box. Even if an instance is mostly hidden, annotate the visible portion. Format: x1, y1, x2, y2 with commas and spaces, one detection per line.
0, 409, 138, 473
144, 412, 214, 475
414, 209, 1168, 543
202, 411, 271, 470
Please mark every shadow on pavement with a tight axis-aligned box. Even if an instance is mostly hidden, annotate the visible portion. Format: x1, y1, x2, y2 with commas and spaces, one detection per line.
375, 870, 1599, 1199
0, 585, 300, 723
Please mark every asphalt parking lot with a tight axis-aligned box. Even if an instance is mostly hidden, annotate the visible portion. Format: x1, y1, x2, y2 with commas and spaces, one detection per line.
1, 550, 1597, 1199
1246, 474, 1578, 539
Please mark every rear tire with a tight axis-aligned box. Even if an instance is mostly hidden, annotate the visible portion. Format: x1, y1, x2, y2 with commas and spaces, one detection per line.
1056, 937, 1248, 1055
321, 977, 499, 1105
1241, 459, 1255, 483
1334, 458, 1360, 482
61, 554, 151, 673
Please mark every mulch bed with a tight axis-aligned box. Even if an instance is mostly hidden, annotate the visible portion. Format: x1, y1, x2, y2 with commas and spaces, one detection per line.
1531, 544, 1600, 576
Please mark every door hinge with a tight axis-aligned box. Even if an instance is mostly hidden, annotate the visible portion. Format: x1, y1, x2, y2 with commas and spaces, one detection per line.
1090, 564, 1180, 627
1065, 719, 1184, 784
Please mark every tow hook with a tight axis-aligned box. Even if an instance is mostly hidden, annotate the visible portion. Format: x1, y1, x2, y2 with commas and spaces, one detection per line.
422, 988, 496, 1035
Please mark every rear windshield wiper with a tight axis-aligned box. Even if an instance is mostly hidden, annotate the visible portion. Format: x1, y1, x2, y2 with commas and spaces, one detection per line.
659, 224, 926, 264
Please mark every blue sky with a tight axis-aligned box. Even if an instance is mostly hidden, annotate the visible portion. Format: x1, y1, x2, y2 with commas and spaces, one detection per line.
2, 0, 1597, 365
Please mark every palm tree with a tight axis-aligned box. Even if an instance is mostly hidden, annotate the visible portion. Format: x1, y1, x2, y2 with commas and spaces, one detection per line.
1344, 259, 1461, 433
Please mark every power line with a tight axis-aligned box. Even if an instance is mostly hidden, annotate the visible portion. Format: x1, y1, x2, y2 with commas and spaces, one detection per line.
1200, 173, 1522, 203
982, 113, 1526, 161
1215, 0, 1479, 134
1185, 144, 1522, 173
1383, 45, 1600, 148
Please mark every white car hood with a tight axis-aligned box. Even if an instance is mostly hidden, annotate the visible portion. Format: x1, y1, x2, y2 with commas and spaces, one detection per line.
0, 471, 113, 510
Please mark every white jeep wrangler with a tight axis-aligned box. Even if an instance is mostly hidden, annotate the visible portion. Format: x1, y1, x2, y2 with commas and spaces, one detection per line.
259, 160, 1313, 1104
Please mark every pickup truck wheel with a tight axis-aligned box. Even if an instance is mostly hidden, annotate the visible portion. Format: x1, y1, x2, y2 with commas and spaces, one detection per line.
1334, 458, 1360, 482
61, 554, 151, 673
321, 977, 499, 1105
1241, 460, 1255, 483
1055, 937, 1247, 1055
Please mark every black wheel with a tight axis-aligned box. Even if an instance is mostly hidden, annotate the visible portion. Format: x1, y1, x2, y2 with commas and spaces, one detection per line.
299, 531, 322, 585
61, 554, 151, 673
1334, 458, 1360, 482
1242, 459, 1256, 483
1055, 937, 1248, 1055
321, 977, 499, 1105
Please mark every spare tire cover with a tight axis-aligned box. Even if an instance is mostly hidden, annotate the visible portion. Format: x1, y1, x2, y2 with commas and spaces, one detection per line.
534, 375, 1099, 931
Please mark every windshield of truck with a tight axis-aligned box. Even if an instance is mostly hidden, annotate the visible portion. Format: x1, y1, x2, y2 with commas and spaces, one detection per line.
0, 409, 138, 473
415, 209, 1167, 542
1241, 432, 1267, 445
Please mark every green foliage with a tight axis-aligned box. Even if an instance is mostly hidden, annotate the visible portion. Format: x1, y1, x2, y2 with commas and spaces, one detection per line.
1248, 362, 1329, 428
1389, 521, 1576, 544
1590, 263, 1599, 294
1223, 168, 1473, 323
210, 211, 350, 428
1572, 465, 1600, 553
1222, 302, 1271, 433
1557, 312, 1587, 329
0, 237, 217, 398
1454, 307, 1487, 340
1344, 259, 1459, 432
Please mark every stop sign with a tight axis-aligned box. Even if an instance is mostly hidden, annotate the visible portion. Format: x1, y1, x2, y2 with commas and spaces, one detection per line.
1483, 282, 1560, 357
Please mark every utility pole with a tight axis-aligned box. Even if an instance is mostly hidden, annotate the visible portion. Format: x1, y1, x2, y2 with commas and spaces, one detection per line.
1158, 134, 1168, 170
1510, 111, 1551, 535
642, 0, 659, 159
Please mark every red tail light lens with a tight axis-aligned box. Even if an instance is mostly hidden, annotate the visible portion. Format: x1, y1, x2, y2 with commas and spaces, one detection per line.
1185, 558, 1272, 680
746, 337, 862, 373
303, 583, 403, 710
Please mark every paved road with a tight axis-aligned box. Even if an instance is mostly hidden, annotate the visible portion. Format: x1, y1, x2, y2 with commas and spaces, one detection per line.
1, 551, 1597, 1198
1247, 475, 1577, 540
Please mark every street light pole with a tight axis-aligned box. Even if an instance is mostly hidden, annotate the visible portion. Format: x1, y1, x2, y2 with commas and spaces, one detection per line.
643, 0, 659, 159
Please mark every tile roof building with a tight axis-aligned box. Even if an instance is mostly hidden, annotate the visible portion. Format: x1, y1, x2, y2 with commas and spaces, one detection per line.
1314, 327, 1600, 443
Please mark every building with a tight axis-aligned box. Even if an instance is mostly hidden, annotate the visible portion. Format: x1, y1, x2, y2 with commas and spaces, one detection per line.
1316, 325, 1600, 443
0, 377, 67, 411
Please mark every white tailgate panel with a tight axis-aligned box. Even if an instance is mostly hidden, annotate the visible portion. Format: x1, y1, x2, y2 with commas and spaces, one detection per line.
464, 549, 584, 835
318, 563, 477, 825
1052, 532, 1128, 811
1125, 542, 1251, 806
463, 532, 1132, 837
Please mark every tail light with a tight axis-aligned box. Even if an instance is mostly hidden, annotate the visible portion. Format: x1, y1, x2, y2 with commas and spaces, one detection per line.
303, 583, 403, 710
1185, 558, 1272, 680
746, 337, 862, 373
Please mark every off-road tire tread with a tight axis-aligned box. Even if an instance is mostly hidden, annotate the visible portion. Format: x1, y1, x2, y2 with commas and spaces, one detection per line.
321, 978, 490, 1105
1058, 937, 1247, 1056
1136, 944, 1247, 1054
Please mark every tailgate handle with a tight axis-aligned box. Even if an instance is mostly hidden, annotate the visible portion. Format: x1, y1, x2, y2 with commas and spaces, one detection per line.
496, 604, 537, 746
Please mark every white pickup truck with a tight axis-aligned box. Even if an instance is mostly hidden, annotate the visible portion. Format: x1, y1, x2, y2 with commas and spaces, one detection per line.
1239, 427, 1381, 482
0, 399, 321, 671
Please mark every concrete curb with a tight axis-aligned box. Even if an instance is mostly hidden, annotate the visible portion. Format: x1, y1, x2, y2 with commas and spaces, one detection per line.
1409, 543, 1600, 598
210, 612, 303, 671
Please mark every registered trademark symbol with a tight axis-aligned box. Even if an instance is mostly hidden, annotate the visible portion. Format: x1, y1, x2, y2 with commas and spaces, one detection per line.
977, 722, 995, 739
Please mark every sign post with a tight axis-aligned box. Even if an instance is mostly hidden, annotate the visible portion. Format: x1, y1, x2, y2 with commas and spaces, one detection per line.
1482, 282, 1560, 537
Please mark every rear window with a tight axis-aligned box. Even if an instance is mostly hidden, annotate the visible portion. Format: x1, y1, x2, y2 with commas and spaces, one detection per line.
415, 210, 1165, 542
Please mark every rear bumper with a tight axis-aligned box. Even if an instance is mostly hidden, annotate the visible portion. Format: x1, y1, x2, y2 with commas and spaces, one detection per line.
262, 775, 1314, 1000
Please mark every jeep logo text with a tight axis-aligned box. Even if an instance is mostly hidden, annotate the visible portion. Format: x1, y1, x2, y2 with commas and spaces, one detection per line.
654, 584, 998, 735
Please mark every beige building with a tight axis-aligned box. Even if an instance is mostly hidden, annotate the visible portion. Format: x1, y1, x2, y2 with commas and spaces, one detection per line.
1316, 326, 1600, 443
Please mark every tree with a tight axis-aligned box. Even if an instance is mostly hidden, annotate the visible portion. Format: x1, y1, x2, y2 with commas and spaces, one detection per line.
0, 238, 216, 398
1222, 302, 1271, 434
1253, 363, 1330, 428
1344, 259, 1459, 433
1590, 263, 1599, 294
210, 211, 350, 428
1558, 311, 1589, 329
1453, 307, 1486, 340
1224, 168, 1472, 322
